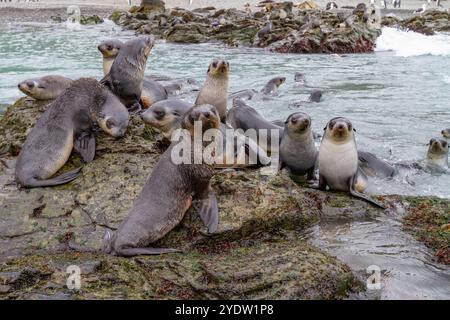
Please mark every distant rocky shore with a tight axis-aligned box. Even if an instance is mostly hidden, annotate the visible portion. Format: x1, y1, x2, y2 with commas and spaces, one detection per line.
107, 1, 450, 54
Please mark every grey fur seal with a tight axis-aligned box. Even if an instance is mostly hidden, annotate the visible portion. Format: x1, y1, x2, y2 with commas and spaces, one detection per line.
15, 78, 129, 188
261, 76, 286, 95
97, 39, 123, 76
101, 36, 155, 112
309, 90, 323, 102
141, 99, 193, 140
141, 78, 169, 108
442, 128, 450, 139
422, 137, 449, 171
358, 151, 397, 178
227, 98, 282, 153
103, 104, 220, 256
315, 117, 384, 209
294, 72, 306, 85
279, 112, 317, 179
195, 59, 230, 122
18, 75, 73, 100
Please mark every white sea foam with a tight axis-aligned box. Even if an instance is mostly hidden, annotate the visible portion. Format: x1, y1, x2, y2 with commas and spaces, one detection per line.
375, 27, 450, 57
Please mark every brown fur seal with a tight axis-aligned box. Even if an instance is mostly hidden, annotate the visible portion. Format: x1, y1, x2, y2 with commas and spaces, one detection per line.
195, 59, 229, 122
279, 112, 317, 179
141, 99, 193, 140
315, 117, 384, 209
15, 78, 129, 188
18, 75, 73, 100
358, 151, 397, 178
141, 78, 168, 108
98, 39, 123, 76
260, 76, 286, 95
442, 128, 450, 139
101, 36, 155, 112
103, 104, 220, 256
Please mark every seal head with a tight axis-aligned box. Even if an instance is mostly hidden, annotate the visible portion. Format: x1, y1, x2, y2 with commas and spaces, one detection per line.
98, 39, 124, 75
18, 75, 73, 100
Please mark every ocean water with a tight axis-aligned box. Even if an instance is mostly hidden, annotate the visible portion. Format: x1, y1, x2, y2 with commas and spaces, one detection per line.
0, 18, 449, 300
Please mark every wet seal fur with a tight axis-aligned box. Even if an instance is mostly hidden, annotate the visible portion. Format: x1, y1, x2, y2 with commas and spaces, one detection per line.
261, 76, 286, 95
103, 104, 221, 256
279, 112, 317, 179
18, 75, 73, 100
101, 36, 155, 112
195, 59, 229, 122
15, 78, 129, 188
314, 117, 384, 209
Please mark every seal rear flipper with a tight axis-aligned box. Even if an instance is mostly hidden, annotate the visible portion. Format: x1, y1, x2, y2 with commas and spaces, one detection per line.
22, 167, 82, 188
349, 176, 385, 209
193, 192, 219, 234
74, 133, 96, 163
113, 247, 182, 257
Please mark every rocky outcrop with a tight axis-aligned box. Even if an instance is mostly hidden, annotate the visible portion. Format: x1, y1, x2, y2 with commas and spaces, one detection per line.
0, 98, 448, 299
382, 10, 450, 36
0, 97, 369, 299
109, 3, 381, 54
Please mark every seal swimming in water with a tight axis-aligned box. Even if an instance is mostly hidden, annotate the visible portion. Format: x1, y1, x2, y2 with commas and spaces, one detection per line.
309, 90, 323, 102
195, 59, 229, 122
314, 117, 384, 209
141, 99, 193, 140
442, 128, 450, 139
18, 75, 73, 100
358, 151, 397, 178
261, 76, 286, 95
97, 39, 123, 76
279, 112, 317, 179
101, 36, 155, 112
103, 104, 221, 256
15, 78, 129, 188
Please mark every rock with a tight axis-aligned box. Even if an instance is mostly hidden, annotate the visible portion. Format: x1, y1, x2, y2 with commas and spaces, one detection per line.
79, 15, 104, 25
139, 0, 165, 15
297, 1, 320, 10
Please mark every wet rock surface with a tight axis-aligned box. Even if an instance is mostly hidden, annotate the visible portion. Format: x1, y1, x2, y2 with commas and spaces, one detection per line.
0, 98, 448, 299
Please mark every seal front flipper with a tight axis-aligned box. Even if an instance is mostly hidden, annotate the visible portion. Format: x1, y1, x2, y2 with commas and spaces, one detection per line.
21, 167, 82, 188
349, 176, 385, 209
193, 187, 219, 233
74, 132, 96, 163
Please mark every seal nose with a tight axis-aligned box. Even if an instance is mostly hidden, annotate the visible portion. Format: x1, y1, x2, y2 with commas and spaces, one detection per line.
203, 111, 211, 118
337, 123, 345, 130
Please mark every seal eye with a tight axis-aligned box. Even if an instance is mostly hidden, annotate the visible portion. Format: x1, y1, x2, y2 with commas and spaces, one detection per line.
442, 141, 448, 148
212, 62, 218, 68
106, 118, 116, 129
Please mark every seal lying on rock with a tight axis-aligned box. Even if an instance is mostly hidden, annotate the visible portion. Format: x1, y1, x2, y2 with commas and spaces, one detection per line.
195, 59, 229, 122
15, 78, 129, 188
18, 75, 73, 100
103, 104, 220, 256
101, 36, 155, 112
261, 76, 286, 95
141, 99, 193, 140
314, 117, 384, 209
279, 112, 317, 179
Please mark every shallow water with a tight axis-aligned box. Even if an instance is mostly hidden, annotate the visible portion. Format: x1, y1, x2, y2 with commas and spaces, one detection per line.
0, 20, 449, 299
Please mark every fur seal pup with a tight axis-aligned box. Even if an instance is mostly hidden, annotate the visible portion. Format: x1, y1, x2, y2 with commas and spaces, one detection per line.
309, 90, 323, 102
98, 39, 123, 76
227, 98, 282, 153
442, 128, 450, 139
195, 59, 229, 122
422, 137, 449, 171
18, 75, 73, 100
101, 36, 155, 112
279, 112, 317, 179
261, 76, 286, 95
141, 99, 193, 140
294, 72, 306, 85
141, 78, 169, 108
103, 104, 221, 256
358, 151, 397, 178
315, 117, 384, 209
15, 78, 129, 188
